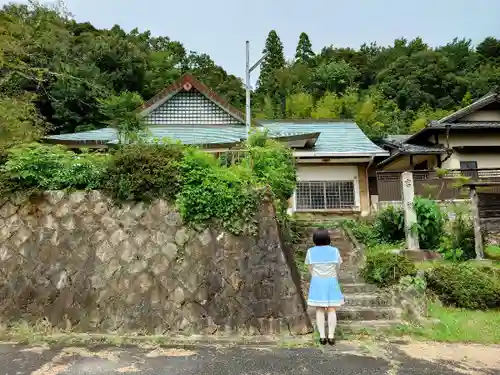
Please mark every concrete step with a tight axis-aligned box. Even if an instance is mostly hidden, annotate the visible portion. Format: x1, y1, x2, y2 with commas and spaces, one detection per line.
307, 306, 399, 321
341, 283, 378, 294
343, 293, 392, 307
337, 306, 399, 321
338, 319, 401, 333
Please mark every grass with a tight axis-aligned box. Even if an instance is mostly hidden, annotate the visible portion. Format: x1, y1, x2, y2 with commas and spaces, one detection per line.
485, 245, 500, 261
416, 258, 500, 271
364, 242, 403, 256
394, 301, 500, 344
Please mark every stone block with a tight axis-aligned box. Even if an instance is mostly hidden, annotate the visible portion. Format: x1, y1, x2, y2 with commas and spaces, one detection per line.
0, 190, 312, 336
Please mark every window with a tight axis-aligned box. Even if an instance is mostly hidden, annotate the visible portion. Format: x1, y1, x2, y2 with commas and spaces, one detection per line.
460, 161, 478, 170
295, 181, 356, 210
460, 160, 478, 180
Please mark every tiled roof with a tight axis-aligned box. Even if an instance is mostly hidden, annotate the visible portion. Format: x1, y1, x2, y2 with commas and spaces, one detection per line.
260, 120, 388, 156
399, 143, 447, 153
45, 120, 387, 156
45, 125, 319, 147
383, 134, 412, 146
437, 91, 500, 124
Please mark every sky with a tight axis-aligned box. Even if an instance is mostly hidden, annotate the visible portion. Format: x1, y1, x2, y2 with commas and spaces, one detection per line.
3, 0, 500, 83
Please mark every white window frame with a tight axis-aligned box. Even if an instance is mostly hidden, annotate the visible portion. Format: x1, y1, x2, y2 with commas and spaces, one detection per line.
293, 180, 360, 212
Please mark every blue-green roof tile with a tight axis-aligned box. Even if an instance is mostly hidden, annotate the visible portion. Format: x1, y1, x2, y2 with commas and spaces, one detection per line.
261, 120, 388, 155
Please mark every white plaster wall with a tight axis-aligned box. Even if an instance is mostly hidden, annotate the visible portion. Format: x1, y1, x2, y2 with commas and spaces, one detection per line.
437, 134, 500, 148
442, 153, 500, 169
459, 110, 500, 122
292, 165, 360, 211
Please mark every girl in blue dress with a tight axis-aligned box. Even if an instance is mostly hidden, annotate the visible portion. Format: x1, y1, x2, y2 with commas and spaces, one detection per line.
305, 229, 344, 345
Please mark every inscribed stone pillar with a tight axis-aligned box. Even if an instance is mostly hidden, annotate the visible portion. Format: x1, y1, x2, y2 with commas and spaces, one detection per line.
469, 186, 485, 260
401, 172, 420, 250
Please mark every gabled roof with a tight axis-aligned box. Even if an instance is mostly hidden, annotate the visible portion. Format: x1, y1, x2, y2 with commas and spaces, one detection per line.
437, 90, 500, 124
377, 143, 447, 167
403, 89, 500, 145
261, 120, 388, 157
139, 73, 247, 124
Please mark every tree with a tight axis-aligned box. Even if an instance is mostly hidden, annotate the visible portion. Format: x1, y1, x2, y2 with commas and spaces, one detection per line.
285, 92, 314, 118
295, 32, 314, 63
410, 106, 452, 133
2, 6, 500, 141
376, 50, 458, 111
476, 37, 500, 63
0, 94, 47, 153
256, 30, 285, 102
310, 60, 359, 98
311, 92, 340, 119
98, 91, 145, 143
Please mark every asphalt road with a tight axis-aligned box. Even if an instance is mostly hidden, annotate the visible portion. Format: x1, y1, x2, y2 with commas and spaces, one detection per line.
1, 342, 499, 375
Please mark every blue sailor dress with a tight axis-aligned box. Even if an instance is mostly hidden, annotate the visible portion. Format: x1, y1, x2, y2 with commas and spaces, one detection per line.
305, 245, 345, 307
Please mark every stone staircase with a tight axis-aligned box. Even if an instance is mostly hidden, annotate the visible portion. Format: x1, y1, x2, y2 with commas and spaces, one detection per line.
294, 225, 401, 333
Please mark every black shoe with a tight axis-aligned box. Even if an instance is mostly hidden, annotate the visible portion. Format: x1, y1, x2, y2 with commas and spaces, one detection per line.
328, 338, 336, 346
319, 338, 327, 346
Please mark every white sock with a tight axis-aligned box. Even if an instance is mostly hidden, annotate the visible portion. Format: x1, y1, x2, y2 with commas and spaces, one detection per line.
328, 311, 337, 339
316, 309, 326, 339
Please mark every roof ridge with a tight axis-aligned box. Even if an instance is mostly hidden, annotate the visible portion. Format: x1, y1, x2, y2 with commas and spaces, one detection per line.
437, 89, 500, 124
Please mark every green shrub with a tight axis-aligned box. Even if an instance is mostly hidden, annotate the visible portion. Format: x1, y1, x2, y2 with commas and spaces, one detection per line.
413, 197, 445, 250
176, 148, 258, 234
485, 245, 500, 261
425, 263, 500, 309
374, 205, 405, 243
342, 218, 380, 246
246, 137, 297, 201
361, 252, 417, 287
105, 143, 184, 202
439, 210, 475, 261
0, 143, 109, 193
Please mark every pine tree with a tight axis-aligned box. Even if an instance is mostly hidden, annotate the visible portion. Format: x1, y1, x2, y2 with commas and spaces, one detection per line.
256, 30, 285, 96
295, 32, 314, 63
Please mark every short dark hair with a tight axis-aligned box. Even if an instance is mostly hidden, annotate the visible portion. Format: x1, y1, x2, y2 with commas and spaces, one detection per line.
313, 229, 331, 246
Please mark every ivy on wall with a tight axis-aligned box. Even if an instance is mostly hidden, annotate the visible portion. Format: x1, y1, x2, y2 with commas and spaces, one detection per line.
0, 132, 297, 235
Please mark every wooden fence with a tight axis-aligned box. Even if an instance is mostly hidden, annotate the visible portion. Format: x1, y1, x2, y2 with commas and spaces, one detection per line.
376, 168, 500, 202
478, 191, 500, 233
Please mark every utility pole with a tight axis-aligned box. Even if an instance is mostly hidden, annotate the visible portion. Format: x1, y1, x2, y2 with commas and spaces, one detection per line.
245, 41, 267, 138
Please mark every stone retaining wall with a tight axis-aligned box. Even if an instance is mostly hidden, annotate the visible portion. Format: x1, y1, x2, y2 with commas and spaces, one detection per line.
0, 191, 311, 335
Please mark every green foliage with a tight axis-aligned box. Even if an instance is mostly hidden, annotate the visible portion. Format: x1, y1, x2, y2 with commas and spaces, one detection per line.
285, 92, 314, 118
413, 197, 445, 250
2, 2, 499, 141
176, 148, 257, 234
373, 205, 405, 243
361, 252, 417, 287
98, 91, 146, 143
485, 245, 500, 261
425, 263, 500, 309
399, 275, 427, 295
438, 208, 475, 261
246, 134, 297, 201
104, 143, 184, 202
0, 94, 48, 153
0, 143, 109, 193
310, 92, 340, 119
256, 30, 286, 102
311, 60, 359, 96
341, 218, 379, 247
295, 32, 314, 63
